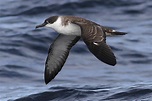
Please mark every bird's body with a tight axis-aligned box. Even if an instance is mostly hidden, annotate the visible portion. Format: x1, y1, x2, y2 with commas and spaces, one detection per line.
36, 15, 126, 84
46, 16, 81, 36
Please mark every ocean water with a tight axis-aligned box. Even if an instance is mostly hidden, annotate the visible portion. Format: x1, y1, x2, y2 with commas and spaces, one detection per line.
0, 0, 152, 101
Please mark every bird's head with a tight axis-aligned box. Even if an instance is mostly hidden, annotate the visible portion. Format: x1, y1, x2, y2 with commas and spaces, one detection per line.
36, 16, 58, 29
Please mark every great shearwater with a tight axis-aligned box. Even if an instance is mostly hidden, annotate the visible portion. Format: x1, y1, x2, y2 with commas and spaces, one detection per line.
36, 16, 126, 84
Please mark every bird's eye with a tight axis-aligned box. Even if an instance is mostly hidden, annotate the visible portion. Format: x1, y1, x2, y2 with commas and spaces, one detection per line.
46, 21, 50, 24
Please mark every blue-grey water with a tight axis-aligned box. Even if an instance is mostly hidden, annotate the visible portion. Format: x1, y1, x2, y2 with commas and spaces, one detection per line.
0, 0, 152, 101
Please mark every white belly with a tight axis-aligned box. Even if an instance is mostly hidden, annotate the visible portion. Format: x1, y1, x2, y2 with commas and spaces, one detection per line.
57, 23, 81, 36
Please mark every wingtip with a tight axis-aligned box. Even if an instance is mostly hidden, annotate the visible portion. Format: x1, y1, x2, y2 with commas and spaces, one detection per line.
44, 74, 54, 85
45, 79, 50, 85
44, 68, 53, 85
110, 62, 116, 66
44, 75, 50, 85
106, 59, 117, 66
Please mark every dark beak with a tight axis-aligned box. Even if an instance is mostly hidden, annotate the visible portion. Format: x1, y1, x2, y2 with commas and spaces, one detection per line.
35, 23, 46, 28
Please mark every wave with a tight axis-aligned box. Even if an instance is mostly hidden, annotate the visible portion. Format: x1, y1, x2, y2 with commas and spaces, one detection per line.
12, 85, 152, 101
105, 88, 152, 100
0, 0, 146, 17
0, 33, 53, 55
12, 85, 108, 101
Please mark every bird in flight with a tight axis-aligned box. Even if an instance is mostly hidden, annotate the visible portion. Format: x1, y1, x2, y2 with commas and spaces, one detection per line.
36, 16, 126, 84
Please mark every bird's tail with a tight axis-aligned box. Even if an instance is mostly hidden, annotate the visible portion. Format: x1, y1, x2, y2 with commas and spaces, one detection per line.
107, 31, 127, 36
102, 26, 127, 36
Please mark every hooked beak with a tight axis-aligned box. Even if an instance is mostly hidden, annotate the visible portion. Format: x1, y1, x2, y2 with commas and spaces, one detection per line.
35, 22, 46, 28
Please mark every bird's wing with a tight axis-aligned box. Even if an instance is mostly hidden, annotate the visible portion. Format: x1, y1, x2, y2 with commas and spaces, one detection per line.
74, 22, 116, 66
45, 34, 80, 84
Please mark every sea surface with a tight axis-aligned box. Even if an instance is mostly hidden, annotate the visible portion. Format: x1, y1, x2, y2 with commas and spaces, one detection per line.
0, 0, 152, 101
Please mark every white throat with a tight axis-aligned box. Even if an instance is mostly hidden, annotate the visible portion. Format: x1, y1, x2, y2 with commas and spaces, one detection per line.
45, 17, 81, 36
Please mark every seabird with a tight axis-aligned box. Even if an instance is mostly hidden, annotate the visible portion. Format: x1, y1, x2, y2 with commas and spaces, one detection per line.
36, 16, 126, 84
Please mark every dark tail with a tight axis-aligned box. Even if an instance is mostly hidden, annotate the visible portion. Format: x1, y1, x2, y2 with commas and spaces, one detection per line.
102, 26, 127, 36
108, 31, 127, 36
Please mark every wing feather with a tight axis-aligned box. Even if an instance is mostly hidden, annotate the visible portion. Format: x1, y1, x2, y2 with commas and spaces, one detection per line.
72, 20, 116, 66
45, 35, 80, 84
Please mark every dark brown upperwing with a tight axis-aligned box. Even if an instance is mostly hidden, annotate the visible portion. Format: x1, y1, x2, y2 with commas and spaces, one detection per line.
85, 40, 117, 66
72, 20, 116, 66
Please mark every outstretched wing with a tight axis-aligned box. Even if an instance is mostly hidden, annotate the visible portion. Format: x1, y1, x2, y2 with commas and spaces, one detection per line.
45, 34, 80, 84
79, 24, 116, 66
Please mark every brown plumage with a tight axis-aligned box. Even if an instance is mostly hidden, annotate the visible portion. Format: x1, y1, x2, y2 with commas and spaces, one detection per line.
36, 15, 127, 84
